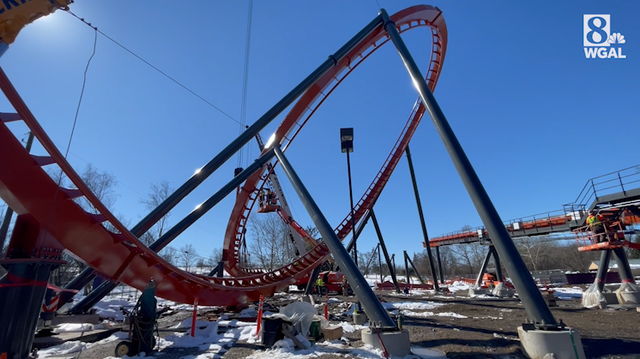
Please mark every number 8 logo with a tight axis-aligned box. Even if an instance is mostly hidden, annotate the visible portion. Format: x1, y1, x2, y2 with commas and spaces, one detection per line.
587, 16, 607, 44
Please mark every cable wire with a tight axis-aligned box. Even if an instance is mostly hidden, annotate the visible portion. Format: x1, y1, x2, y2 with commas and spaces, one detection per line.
64, 10, 242, 126
64, 28, 97, 160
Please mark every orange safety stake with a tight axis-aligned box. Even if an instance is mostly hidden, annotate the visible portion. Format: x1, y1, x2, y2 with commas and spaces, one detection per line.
255, 295, 264, 336
190, 298, 199, 337
324, 293, 329, 320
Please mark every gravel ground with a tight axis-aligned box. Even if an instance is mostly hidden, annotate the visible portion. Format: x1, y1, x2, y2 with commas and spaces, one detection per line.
44, 291, 640, 359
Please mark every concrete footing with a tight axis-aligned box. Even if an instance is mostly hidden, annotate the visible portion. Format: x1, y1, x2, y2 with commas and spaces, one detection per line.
492, 282, 514, 298
615, 282, 640, 306
361, 328, 411, 357
468, 288, 486, 297
353, 311, 368, 326
603, 292, 619, 305
517, 326, 586, 359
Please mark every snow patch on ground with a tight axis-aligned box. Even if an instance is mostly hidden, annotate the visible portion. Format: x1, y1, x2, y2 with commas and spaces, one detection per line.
92, 297, 131, 321
38, 332, 128, 358
446, 281, 471, 293
245, 340, 386, 359
336, 321, 369, 333
53, 323, 103, 333
396, 310, 467, 319
381, 301, 446, 311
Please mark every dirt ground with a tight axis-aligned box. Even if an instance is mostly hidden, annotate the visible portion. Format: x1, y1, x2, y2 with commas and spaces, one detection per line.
50, 290, 640, 359
375, 292, 640, 359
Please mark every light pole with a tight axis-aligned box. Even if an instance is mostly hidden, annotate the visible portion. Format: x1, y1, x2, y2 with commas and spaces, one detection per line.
340, 128, 357, 267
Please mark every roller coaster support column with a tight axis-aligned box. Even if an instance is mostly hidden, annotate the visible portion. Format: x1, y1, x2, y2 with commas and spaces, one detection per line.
0, 215, 64, 359
274, 145, 411, 356
346, 209, 372, 253
70, 149, 276, 314
582, 250, 612, 308
273, 145, 396, 327
435, 246, 445, 284
470, 247, 492, 296
405, 251, 425, 285
61, 13, 385, 307
405, 144, 439, 291
381, 8, 555, 327
404, 250, 410, 285
595, 250, 612, 292
380, 8, 585, 357
612, 247, 640, 305
305, 266, 323, 296
490, 245, 513, 297
370, 209, 400, 293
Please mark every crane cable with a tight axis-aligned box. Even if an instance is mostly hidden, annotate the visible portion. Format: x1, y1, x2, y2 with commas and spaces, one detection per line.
65, 9, 242, 126
237, 0, 254, 169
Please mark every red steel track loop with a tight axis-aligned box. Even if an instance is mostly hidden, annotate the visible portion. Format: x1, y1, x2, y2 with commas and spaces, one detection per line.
0, 5, 447, 306
223, 5, 448, 277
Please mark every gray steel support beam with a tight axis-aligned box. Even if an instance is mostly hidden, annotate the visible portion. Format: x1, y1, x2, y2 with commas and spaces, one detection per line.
612, 247, 635, 283
436, 246, 445, 284
0, 205, 13, 257
0, 215, 59, 359
370, 210, 400, 293
404, 250, 410, 284
475, 247, 493, 288
595, 250, 612, 291
62, 13, 385, 306
217, 261, 225, 277
405, 144, 440, 290
380, 9, 557, 328
273, 145, 395, 328
305, 265, 323, 296
70, 149, 276, 314
0, 262, 57, 358
490, 246, 504, 282
346, 210, 372, 253
364, 243, 381, 275
405, 252, 425, 284
378, 243, 383, 283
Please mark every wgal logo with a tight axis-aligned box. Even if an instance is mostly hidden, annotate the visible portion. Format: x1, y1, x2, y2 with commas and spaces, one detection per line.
583, 15, 626, 59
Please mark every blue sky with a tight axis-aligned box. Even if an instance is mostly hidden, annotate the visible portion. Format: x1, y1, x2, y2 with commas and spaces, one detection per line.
1, 1, 639, 264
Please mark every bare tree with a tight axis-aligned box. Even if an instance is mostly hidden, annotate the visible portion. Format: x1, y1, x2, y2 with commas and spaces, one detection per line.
247, 213, 297, 271
516, 236, 554, 271
207, 248, 223, 266
452, 242, 486, 276
357, 246, 378, 275
78, 164, 118, 213
557, 243, 599, 271
139, 181, 174, 246
160, 247, 178, 265
178, 244, 198, 272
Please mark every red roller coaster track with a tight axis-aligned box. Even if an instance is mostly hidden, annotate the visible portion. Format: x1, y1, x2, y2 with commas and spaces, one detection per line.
0, 5, 447, 306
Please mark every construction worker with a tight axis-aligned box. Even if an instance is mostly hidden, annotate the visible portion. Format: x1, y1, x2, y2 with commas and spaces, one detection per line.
315, 276, 324, 295
341, 275, 350, 296
258, 189, 265, 208
587, 211, 606, 242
